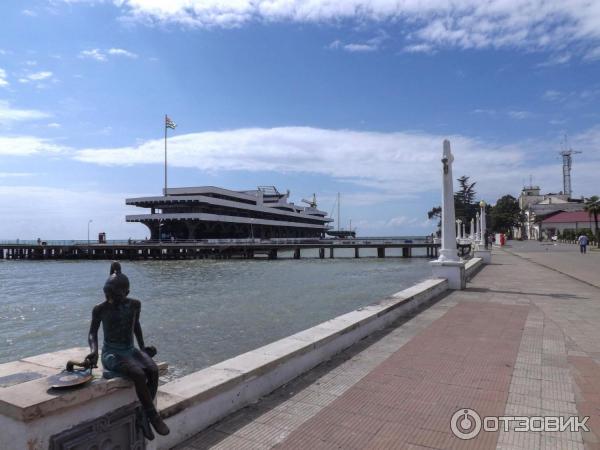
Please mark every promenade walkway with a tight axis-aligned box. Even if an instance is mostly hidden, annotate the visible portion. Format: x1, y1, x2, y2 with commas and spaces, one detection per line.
176, 244, 600, 449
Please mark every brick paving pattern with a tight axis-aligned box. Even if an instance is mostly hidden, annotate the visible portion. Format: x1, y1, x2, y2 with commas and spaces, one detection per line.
279, 301, 528, 449
176, 246, 600, 450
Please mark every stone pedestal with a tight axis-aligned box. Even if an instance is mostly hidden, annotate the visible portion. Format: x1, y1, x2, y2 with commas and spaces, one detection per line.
473, 248, 492, 264
0, 347, 168, 450
430, 260, 466, 290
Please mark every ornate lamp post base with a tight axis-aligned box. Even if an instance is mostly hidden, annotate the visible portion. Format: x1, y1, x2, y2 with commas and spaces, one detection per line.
430, 260, 466, 290
473, 248, 492, 264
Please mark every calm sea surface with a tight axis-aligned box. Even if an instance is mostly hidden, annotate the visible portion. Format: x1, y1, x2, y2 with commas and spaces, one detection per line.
0, 250, 432, 380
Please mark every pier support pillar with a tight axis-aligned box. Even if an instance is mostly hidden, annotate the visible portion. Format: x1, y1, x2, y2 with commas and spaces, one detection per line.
377, 248, 385, 258
329, 247, 334, 258
402, 247, 409, 257
293, 248, 301, 259
268, 249, 278, 260
354, 247, 359, 258
319, 248, 325, 259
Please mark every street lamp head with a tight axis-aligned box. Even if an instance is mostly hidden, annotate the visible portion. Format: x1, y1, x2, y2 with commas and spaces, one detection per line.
479, 200, 486, 208
441, 155, 449, 174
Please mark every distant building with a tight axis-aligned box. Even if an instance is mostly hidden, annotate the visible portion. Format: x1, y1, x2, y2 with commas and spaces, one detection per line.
518, 185, 584, 239
126, 186, 333, 240
539, 211, 596, 238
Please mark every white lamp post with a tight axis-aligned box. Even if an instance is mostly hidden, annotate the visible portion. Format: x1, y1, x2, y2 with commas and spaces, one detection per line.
87, 219, 93, 246
479, 201, 487, 246
474, 200, 492, 263
430, 140, 466, 289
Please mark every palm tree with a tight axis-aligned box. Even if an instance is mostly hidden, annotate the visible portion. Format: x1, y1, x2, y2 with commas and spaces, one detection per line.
584, 196, 600, 248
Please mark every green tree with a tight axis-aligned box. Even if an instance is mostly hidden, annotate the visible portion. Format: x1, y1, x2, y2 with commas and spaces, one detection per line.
427, 206, 442, 236
490, 195, 523, 237
584, 195, 600, 247
454, 176, 478, 223
428, 176, 479, 236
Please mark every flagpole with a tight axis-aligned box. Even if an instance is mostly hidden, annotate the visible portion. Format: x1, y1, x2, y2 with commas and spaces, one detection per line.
164, 114, 167, 196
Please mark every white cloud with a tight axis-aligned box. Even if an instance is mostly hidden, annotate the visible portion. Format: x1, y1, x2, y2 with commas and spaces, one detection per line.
18, 71, 54, 83
472, 109, 497, 116
73, 125, 600, 200
541, 87, 600, 104
66, 1, 600, 56
28, 71, 53, 81
47, 122, 61, 128
542, 90, 562, 101
327, 40, 342, 50
0, 172, 34, 178
79, 48, 138, 61
0, 101, 50, 124
584, 47, 600, 61
403, 43, 435, 54
472, 109, 534, 120
328, 31, 388, 53
74, 126, 525, 197
0, 136, 67, 156
537, 53, 572, 67
0, 68, 9, 87
342, 43, 377, 53
508, 110, 534, 120
0, 186, 147, 240
79, 49, 108, 61
107, 48, 138, 58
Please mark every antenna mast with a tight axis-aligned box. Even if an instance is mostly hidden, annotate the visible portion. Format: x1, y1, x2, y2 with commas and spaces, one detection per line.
559, 136, 582, 198
337, 192, 341, 231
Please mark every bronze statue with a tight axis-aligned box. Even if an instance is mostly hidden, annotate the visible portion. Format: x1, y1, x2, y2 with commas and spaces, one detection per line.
85, 262, 170, 440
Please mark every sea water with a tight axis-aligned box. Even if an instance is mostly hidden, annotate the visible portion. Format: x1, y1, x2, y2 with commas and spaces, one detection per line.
0, 253, 432, 380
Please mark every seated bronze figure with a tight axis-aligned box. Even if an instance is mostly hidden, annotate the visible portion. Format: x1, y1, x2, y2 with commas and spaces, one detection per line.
85, 262, 170, 440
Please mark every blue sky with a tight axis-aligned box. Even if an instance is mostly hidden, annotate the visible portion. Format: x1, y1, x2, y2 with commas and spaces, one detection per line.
1, 0, 599, 239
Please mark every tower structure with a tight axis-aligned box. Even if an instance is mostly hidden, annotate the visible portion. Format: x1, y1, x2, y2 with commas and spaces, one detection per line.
559, 147, 581, 198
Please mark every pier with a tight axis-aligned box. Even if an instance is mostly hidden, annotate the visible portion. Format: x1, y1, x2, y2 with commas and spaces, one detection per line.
0, 239, 472, 260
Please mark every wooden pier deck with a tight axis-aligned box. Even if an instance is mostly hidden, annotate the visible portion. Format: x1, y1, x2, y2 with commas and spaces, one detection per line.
0, 239, 472, 260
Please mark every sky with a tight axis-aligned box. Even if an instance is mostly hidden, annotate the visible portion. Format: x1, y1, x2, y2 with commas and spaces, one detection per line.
1, 0, 599, 239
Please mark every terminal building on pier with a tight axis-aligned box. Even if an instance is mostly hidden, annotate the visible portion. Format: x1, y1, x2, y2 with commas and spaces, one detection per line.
126, 186, 333, 240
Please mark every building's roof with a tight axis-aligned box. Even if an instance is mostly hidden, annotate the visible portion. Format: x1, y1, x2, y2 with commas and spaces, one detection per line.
538, 197, 570, 205
541, 211, 593, 224
533, 210, 564, 223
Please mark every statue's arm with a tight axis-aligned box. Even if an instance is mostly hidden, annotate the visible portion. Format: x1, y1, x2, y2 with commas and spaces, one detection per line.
133, 301, 157, 357
134, 302, 145, 350
86, 305, 102, 367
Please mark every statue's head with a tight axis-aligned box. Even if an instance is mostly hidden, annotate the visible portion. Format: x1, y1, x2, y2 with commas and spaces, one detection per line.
103, 270, 130, 303
109, 261, 122, 275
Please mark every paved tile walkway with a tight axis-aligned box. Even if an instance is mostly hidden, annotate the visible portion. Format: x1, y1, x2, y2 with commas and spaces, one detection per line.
176, 247, 600, 450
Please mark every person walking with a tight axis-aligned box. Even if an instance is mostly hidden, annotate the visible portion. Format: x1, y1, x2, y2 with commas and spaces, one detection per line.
578, 234, 589, 254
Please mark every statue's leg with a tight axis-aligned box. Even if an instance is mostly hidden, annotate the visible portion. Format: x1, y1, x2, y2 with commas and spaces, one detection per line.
129, 349, 169, 436
132, 349, 159, 400
113, 355, 155, 411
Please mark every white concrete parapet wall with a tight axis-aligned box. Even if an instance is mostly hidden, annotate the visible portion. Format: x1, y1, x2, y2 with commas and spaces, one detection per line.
464, 257, 484, 281
150, 277, 448, 449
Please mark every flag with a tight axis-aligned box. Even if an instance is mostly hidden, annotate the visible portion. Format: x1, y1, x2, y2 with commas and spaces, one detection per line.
165, 116, 177, 130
